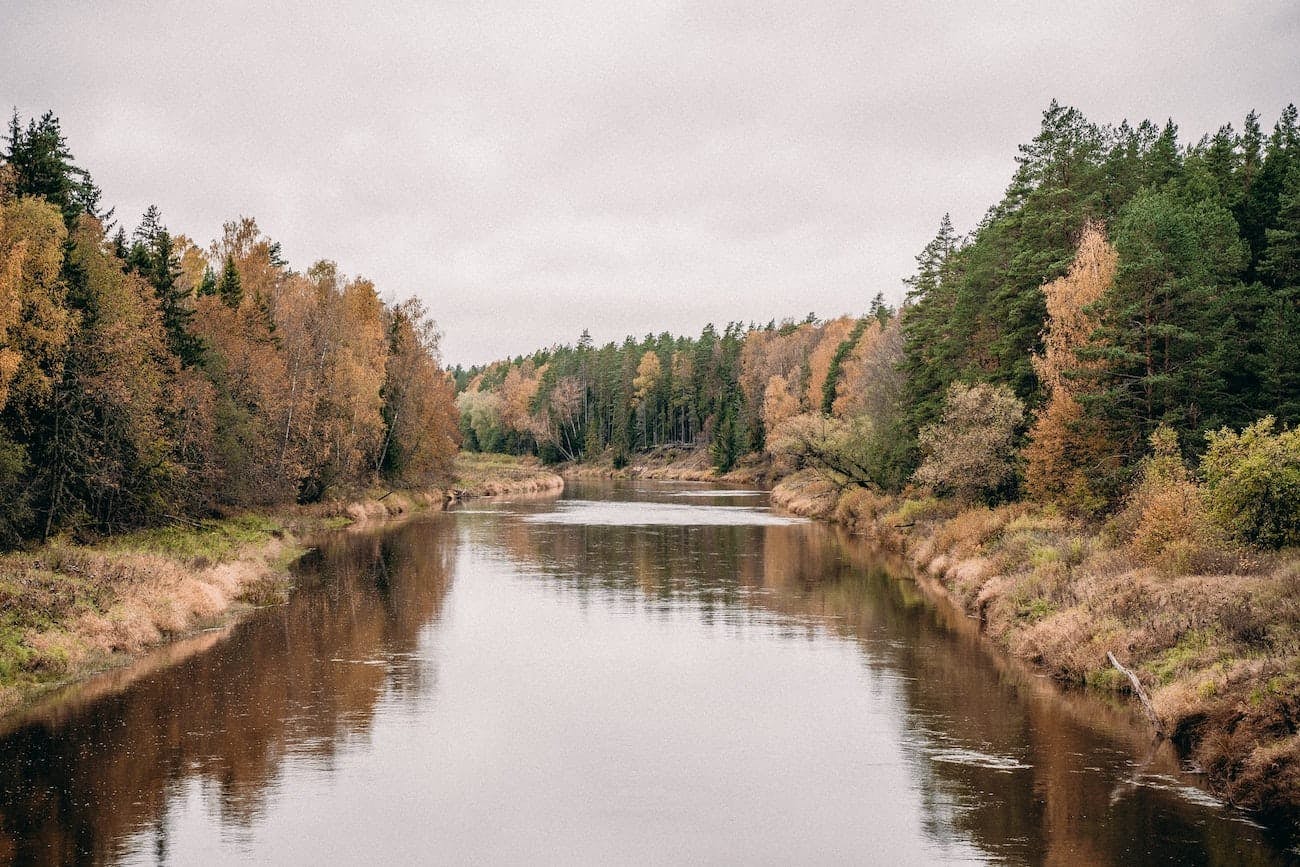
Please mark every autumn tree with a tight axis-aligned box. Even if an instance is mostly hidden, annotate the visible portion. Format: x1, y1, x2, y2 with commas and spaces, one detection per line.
378, 298, 459, 485
915, 382, 1025, 504
631, 350, 662, 446
1022, 222, 1120, 512
0, 196, 73, 541
33, 215, 184, 534
768, 413, 880, 488
803, 316, 856, 411
307, 270, 389, 495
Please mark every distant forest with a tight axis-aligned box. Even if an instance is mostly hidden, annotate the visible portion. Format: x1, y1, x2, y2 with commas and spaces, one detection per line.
0, 112, 460, 547
458, 101, 1300, 533
4, 101, 1299, 550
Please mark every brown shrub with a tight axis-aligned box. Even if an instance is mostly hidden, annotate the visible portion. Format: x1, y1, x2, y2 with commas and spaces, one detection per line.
1124, 425, 1225, 574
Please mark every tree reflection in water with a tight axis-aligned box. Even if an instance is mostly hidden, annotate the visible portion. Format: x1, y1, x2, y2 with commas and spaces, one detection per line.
0, 481, 1292, 865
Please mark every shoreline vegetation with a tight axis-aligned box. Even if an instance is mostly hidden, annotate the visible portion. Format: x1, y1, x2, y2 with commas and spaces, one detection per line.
5, 94, 1300, 837
0, 454, 562, 720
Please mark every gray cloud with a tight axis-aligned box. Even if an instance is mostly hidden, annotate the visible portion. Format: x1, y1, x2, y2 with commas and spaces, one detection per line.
4, 0, 1297, 364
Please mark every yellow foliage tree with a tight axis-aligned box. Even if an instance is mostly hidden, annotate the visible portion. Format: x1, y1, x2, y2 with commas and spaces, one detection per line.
1023, 222, 1120, 512
632, 350, 661, 406
0, 197, 73, 413
832, 316, 903, 423
498, 361, 543, 434
762, 374, 800, 433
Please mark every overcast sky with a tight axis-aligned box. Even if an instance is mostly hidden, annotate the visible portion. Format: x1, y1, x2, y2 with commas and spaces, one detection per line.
4, 1, 1297, 365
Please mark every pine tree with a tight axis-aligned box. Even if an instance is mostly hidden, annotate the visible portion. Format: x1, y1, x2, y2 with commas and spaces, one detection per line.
1090, 187, 1247, 461
217, 254, 242, 309
4, 111, 101, 228
198, 265, 217, 297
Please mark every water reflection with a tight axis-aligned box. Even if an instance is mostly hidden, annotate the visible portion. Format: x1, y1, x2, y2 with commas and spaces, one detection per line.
0, 521, 454, 865
0, 480, 1292, 865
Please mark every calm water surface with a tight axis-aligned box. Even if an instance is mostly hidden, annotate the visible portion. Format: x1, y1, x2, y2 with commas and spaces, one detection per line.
0, 480, 1294, 864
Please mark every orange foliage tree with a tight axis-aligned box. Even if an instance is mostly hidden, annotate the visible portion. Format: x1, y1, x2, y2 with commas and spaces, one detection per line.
803, 316, 856, 410
1022, 222, 1119, 512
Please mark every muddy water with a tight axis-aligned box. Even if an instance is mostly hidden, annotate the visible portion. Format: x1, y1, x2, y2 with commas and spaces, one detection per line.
0, 480, 1293, 864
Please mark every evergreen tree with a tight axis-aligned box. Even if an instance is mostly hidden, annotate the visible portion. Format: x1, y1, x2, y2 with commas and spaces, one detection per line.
4, 110, 102, 228
217, 254, 242, 309
123, 207, 202, 365
198, 265, 218, 297
1089, 187, 1247, 461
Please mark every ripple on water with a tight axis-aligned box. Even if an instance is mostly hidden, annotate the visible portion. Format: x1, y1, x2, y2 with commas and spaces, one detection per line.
668, 490, 767, 498
927, 748, 1032, 773
521, 500, 807, 526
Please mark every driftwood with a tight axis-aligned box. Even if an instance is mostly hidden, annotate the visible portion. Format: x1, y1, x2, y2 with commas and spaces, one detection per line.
1108, 651, 1164, 737
376, 491, 396, 502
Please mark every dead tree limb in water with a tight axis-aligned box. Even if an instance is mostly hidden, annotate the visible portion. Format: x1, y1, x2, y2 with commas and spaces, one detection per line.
1108, 651, 1164, 737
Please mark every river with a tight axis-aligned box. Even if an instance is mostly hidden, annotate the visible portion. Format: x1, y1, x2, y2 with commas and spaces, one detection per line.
0, 480, 1293, 864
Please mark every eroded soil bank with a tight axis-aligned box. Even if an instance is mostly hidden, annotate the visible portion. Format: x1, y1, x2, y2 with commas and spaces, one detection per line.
0, 455, 563, 718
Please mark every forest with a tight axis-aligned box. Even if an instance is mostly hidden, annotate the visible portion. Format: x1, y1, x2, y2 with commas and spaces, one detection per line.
0, 112, 461, 549
458, 101, 1300, 550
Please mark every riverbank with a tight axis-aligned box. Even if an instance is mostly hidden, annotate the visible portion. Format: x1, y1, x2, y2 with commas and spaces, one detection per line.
770, 469, 1300, 824
451, 453, 567, 496
559, 445, 770, 484
0, 455, 563, 718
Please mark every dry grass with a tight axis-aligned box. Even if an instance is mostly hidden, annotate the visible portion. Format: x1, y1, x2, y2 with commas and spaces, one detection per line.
452, 453, 565, 497
559, 446, 769, 484
0, 517, 303, 716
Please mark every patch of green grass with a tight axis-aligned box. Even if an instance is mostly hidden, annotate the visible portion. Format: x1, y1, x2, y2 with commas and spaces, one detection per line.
1029, 544, 1060, 568
108, 514, 282, 564
1084, 666, 1127, 691
1151, 629, 1218, 685
892, 497, 947, 525
1017, 596, 1057, 622
318, 515, 353, 530
0, 628, 35, 683
0, 624, 70, 686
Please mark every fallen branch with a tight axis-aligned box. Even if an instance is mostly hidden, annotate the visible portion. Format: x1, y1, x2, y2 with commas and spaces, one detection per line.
1108, 651, 1164, 737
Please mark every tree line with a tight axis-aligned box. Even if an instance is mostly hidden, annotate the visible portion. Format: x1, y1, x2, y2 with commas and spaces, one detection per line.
459, 101, 1300, 545
0, 111, 460, 547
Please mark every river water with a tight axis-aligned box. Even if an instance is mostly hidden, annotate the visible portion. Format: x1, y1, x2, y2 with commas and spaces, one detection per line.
0, 480, 1294, 864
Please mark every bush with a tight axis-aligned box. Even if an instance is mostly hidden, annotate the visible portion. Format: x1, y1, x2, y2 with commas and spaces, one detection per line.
1125, 425, 1222, 572
914, 382, 1024, 504
1200, 417, 1300, 549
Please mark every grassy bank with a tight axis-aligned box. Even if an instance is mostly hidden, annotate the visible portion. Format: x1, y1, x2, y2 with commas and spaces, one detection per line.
771, 470, 1300, 822
0, 514, 304, 717
0, 454, 563, 718
451, 453, 566, 496
557, 445, 769, 484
